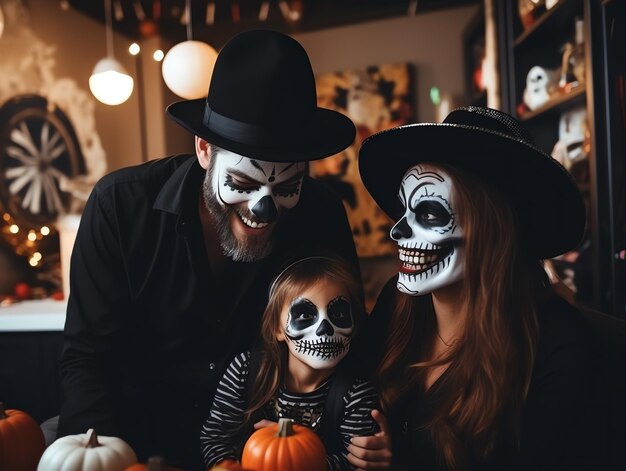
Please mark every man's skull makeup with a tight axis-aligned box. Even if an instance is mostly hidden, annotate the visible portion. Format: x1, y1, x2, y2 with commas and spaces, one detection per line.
283, 294, 354, 370
391, 164, 465, 296
211, 148, 305, 226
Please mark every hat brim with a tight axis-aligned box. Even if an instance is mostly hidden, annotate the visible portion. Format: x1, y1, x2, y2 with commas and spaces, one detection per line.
358, 123, 586, 259
166, 99, 356, 162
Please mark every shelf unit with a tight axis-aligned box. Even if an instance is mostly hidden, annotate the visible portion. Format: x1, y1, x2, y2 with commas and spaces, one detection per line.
498, 0, 626, 316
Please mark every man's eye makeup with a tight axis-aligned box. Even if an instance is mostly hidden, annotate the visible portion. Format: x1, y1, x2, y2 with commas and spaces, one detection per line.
224, 174, 260, 192
223, 170, 304, 196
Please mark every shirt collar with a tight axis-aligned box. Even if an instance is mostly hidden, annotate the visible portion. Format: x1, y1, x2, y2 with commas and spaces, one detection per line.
153, 155, 204, 216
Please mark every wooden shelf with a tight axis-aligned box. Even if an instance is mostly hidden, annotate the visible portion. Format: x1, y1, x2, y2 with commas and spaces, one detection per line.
518, 86, 586, 121
514, 0, 582, 47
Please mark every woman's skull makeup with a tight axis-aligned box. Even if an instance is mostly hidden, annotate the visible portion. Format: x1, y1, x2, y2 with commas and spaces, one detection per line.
282, 293, 354, 370
211, 148, 305, 225
391, 164, 465, 296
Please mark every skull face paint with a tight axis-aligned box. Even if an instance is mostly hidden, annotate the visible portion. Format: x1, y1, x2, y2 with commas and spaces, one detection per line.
391, 165, 465, 296
211, 148, 305, 226
281, 282, 354, 371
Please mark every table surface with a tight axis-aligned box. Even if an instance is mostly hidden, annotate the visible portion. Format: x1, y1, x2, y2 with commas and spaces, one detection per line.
0, 299, 66, 332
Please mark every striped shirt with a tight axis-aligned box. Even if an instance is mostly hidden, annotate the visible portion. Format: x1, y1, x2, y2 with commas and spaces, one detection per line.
200, 351, 379, 470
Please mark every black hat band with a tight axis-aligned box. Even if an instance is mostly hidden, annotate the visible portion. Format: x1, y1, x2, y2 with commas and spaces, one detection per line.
203, 103, 312, 146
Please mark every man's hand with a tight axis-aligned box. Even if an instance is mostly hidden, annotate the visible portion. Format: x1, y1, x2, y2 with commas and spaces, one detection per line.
347, 409, 392, 470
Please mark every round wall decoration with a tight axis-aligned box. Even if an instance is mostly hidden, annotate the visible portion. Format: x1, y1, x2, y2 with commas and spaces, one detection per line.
0, 94, 85, 226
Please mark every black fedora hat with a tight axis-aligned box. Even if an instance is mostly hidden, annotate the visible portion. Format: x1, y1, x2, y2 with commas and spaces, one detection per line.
166, 29, 355, 162
359, 106, 586, 259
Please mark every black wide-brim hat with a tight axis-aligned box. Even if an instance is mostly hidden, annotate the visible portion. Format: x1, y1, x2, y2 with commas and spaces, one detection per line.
359, 106, 586, 259
167, 29, 355, 162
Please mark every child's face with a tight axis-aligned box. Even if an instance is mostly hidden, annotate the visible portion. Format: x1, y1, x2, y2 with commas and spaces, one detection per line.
277, 279, 354, 371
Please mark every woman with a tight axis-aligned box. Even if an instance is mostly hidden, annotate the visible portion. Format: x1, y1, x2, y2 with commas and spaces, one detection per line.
357, 107, 598, 470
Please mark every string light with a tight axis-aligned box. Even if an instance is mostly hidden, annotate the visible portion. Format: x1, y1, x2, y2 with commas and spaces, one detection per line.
1, 212, 54, 265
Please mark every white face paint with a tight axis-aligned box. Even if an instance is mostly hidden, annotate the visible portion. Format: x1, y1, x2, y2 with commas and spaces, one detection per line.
281, 282, 354, 371
211, 149, 305, 227
391, 165, 465, 296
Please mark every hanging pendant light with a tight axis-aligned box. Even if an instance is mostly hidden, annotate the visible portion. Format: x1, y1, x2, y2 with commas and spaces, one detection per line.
162, 0, 218, 99
89, 0, 134, 106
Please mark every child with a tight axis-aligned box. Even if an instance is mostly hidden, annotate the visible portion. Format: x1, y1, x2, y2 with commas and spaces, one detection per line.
200, 256, 380, 470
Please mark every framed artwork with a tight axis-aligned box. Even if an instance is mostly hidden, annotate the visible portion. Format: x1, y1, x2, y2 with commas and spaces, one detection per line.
311, 63, 416, 259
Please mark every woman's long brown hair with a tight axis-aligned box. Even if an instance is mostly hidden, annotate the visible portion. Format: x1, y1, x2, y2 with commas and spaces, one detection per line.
244, 256, 365, 424
377, 164, 543, 470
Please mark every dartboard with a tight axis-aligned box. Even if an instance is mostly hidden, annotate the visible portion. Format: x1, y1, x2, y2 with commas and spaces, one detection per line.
0, 95, 85, 226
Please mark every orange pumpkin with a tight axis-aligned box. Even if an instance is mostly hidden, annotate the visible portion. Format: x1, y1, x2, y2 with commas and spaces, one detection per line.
125, 456, 184, 471
208, 459, 243, 470
0, 401, 46, 471
241, 418, 326, 471
209, 459, 244, 470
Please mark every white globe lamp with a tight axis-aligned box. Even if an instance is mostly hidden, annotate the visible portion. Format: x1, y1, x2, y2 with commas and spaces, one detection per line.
162, 40, 218, 99
89, 57, 134, 106
89, 0, 134, 106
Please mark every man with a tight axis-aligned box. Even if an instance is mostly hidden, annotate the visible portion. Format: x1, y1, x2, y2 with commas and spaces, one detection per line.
58, 30, 361, 470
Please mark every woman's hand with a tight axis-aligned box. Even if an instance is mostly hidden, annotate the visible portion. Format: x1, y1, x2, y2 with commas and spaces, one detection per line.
346, 409, 392, 470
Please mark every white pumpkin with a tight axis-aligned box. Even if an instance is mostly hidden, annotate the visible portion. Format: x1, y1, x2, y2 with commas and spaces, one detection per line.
37, 428, 137, 471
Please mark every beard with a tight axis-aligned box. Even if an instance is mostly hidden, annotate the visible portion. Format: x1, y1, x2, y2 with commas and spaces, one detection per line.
202, 160, 275, 262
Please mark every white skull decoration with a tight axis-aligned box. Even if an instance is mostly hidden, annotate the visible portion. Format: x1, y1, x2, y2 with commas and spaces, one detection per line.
523, 65, 557, 111
283, 295, 354, 370
391, 165, 465, 296
551, 106, 588, 170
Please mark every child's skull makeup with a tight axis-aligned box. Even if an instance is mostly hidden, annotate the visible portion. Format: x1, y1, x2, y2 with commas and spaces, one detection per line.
211, 148, 305, 225
391, 164, 465, 296
282, 293, 354, 370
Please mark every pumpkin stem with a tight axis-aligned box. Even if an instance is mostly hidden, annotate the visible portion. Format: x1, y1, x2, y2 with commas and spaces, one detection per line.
277, 418, 295, 437
0, 402, 5, 419
85, 428, 101, 448
147, 456, 165, 471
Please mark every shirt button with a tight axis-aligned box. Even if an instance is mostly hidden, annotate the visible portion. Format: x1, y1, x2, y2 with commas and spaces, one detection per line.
209, 363, 216, 370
